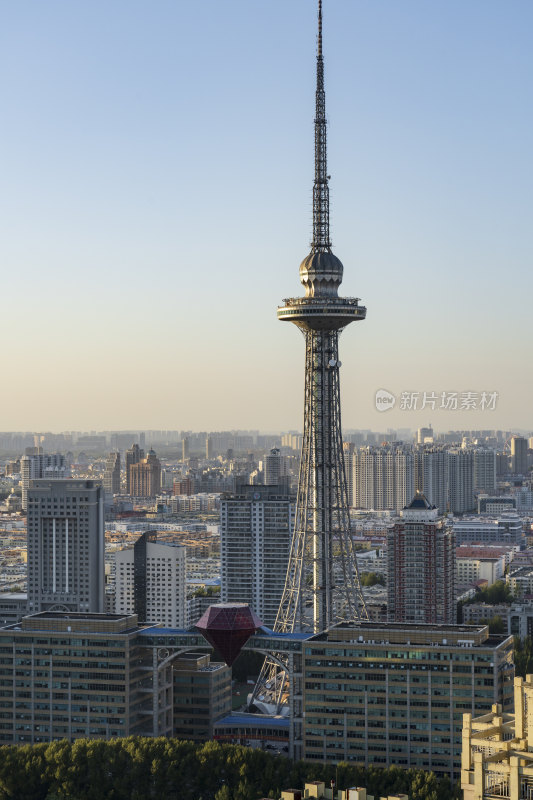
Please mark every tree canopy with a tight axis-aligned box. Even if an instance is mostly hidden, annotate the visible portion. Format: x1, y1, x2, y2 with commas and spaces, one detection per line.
465, 580, 514, 606
192, 585, 221, 598
514, 636, 533, 678
360, 571, 386, 587
0, 738, 460, 800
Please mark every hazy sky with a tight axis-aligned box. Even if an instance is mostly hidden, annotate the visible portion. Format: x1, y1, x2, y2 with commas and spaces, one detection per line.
2, 0, 532, 433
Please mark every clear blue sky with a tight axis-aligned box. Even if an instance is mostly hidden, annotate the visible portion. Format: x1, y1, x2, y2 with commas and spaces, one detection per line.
1, 0, 532, 432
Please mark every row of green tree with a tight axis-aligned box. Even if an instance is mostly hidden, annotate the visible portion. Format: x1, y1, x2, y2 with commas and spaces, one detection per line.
359, 571, 385, 587
0, 738, 459, 800
514, 635, 533, 678
465, 579, 514, 606
192, 585, 221, 598
457, 579, 515, 626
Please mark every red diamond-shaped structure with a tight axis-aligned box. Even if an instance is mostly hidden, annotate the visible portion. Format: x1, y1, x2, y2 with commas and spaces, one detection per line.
196, 603, 262, 666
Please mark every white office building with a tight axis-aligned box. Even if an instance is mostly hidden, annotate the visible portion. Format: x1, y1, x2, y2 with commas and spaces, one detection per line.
114, 531, 186, 628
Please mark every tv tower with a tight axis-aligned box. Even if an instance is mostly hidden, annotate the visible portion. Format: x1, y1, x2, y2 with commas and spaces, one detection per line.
251, 0, 367, 713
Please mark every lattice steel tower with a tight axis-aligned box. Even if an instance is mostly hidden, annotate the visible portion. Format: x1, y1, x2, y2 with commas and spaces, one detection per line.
250, 0, 367, 716
275, 0, 368, 635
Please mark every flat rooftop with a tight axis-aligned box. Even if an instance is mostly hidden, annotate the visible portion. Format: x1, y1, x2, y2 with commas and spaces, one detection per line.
6, 611, 146, 636
24, 612, 128, 621
330, 621, 488, 634
214, 713, 289, 729
310, 621, 512, 648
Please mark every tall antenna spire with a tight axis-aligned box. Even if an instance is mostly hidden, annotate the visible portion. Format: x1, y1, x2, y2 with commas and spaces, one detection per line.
313, 0, 330, 252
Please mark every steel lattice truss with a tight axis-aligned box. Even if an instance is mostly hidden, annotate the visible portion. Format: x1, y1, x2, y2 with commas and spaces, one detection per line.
250, 330, 368, 713
276, 329, 367, 633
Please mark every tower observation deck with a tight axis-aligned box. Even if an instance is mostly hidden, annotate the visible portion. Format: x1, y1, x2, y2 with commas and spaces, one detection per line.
250, 0, 368, 720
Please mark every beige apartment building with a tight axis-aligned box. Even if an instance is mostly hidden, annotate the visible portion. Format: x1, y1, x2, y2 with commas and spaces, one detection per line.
462, 675, 533, 799
129, 449, 161, 497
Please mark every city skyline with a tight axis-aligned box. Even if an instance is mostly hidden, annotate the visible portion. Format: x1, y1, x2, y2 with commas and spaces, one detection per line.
3, 0, 532, 431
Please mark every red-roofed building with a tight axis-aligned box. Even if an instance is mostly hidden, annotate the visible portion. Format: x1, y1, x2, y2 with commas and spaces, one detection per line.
456, 546, 510, 588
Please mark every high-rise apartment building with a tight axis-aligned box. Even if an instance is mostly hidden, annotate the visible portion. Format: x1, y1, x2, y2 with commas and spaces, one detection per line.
414, 446, 448, 512
353, 446, 414, 513
220, 485, 294, 628
447, 449, 475, 513
27, 479, 104, 614
511, 436, 528, 475
415, 446, 495, 513
264, 448, 282, 486
125, 443, 144, 494
182, 437, 190, 462
20, 452, 69, 510
103, 451, 121, 495
496, 451, 510, 476
473, 448, 497, 493
115, 531, 186, 627
387, 494, 455, 624
129, 449, 161, 497
280, 433, 300, 451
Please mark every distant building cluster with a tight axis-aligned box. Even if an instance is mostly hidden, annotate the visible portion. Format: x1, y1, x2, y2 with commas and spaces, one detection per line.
346, 443, 499, 514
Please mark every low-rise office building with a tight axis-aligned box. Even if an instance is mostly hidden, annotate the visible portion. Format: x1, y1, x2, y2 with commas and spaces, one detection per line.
0, 612, 157, 744
456, 546, 509, 588
462, 602, 510, 627
0, 612, 233, 746
173, 652, 231, 741
508, 566, 533, 598
302, 622, 514, 781
462, 600, 533, 638
477, 496, 517, 514
0, 593, 27, 625
453, 517, 524, 548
